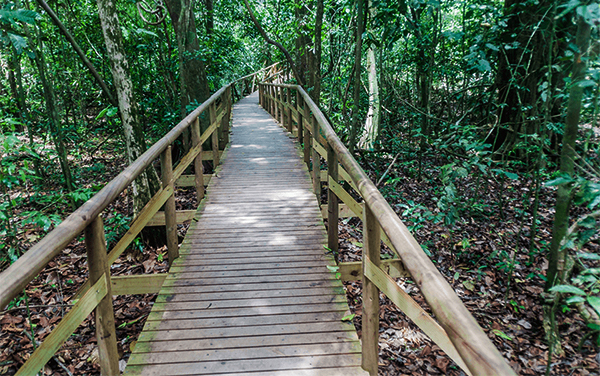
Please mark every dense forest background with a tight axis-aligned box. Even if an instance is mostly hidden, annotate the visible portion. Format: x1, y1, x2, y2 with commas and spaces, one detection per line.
0, 0, 599, 374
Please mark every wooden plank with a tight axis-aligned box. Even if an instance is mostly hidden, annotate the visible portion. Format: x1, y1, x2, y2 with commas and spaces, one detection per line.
328, 177, 363, 218
123, 354, 362, 376
321, 203, 360, 218
111, 274, 167, 295
175, 174, 212, 187
364, 259, 472, 375
145, 303, 349, 323
156, 280, 342, 294
339, 259, 409, 281
146, 210, 196, 226
136, 321, 357, 342
130, 331, 359, 353
151, 295, 347, 313
16, 275, 108, 376
127, 342, 361, 366
201, 150, 223, 160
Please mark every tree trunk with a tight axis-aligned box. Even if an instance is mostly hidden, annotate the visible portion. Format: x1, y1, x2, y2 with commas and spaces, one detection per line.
545, 16, 592, 290
309, 0, 324, 105
95, 0, 161, 216
348, 0, 365, 153
491, 0, 559, 156
358, 1, 380, 149
30, 38, 75, 194
7, 53, 25, 132
205, 0, 214, 38
165, 0, 210, 120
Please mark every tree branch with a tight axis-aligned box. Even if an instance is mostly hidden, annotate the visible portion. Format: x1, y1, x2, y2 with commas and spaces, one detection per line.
35, 0, 118, 107
242, 0, 304, 87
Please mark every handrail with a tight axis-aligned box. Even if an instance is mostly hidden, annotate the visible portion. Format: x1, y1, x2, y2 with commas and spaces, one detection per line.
258, 82, 516, 376
0, 66, 272, 375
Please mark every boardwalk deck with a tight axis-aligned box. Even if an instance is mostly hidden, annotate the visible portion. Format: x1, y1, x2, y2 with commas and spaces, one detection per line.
124, 93, 368, 376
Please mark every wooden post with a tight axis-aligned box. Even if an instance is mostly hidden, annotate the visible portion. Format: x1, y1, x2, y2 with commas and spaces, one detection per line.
286, 87, 293, 133
85, 216, 119, 376
258, 84, 262, 106
297, 90, 303, 142
327, 145, 339, 253
362, 204, 381, 376
190, 118, 204, 201
161, 146, 178, 265
274, 86, 280, 123
209, 103, 220, 168
311, 115, 321, 197
303, 101, 311, 166
220, 89, 231, 148
269, 86, 275, 116
279, 87, 285, 124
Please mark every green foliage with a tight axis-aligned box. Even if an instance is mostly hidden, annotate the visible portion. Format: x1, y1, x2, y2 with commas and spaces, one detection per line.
0, 3, 40, 54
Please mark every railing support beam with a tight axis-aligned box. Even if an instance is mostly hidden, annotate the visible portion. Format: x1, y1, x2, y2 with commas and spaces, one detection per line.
85, 216, 119, 376
190, 118, 204, 201
161, 146, 179, 265
362, 204, 381, 376
327, 145, 339, 253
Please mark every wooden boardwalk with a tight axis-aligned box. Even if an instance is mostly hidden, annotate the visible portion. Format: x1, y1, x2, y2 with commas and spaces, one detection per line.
124, 93, 367, 375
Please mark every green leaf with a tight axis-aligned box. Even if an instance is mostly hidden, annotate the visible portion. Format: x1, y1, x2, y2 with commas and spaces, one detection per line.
587, 322, 600, 331
577, 252, 600, 261
565, 296, 585, 304
326, 265, 339, 272
549, 284, 586, 295
8, 33, 27, 55
341, 313, 355, 322
492, 329, 512, 341
545, 175, 573, 187
453, 272, 460, 280
587, 296, 600, 317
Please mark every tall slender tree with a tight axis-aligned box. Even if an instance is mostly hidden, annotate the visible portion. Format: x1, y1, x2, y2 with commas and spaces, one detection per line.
95, 0, 160, 216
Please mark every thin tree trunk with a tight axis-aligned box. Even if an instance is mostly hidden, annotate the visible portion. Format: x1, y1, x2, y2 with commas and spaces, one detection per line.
545, 16, 592, 289
95, 0, 161, 216
26, 24, 75, 193
205, 0, 214, 38
348, 0, 365, 153
358, 1, 380, 149
309, 0, 324, 105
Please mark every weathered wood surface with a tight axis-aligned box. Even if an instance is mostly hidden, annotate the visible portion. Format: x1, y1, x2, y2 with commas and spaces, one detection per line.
124, 92, 367, 375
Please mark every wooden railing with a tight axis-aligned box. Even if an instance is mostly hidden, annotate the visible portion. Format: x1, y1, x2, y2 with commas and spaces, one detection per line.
0, 66, 277, 376
258, 83, 517, 376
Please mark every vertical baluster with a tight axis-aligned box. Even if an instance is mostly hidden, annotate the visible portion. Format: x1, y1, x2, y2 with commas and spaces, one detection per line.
327, 145, 339, 253
286, 87, 292, 133
161, 146, 178, 265
362, 204, 381, 376
296, 90, 303, 142
270, 86, 275, 116
85, 216, 119, 376
274, 86, 280, 122
303, 101, 311, 166
209, 103, 220, 168
311, 115, 320, 197
222, 86, 231, 146
280, 86, 285, 125
280, 87, 285, 124
190, 118, 204, 201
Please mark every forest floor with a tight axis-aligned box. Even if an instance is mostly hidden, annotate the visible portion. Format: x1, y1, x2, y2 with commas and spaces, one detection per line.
1, 133, 599, 375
